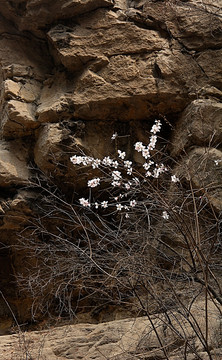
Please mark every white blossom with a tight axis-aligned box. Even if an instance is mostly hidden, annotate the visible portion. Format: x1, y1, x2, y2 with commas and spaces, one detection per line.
145, 171, 152, 177
143, 161, 154, 170
157, 164, 167, 174
102, 156, 113, 166
153, 168, 160, 178
127, 167, 132, 175
111, 181, 121, 187
162, 211, 169, 220
133, 177, 140, 185
134, 142, 145, 152
118, 150, 126, 159
92, 158, 101, 169
125, 213, 130, 218
70, 155, 85, 165
88, 178, 100, 188
112, 160, 119, 169
142, 148, 150, 159
94, 202, 99, 209
125, 183, 131, 190
124, 160, 132, 168
112, 170, 122, 180
111, 132, 118, 140
79, 198, 91, 207
70, 155, 78, 164
101, 201, 108, 208
70, 155, 94, 166
148, 135, 157, 150
171, 175, 180, 183
153, 164, 167, 178
130, 200, 137, 207
214, 160, 221, 166
116, 203, 123, 211
151, 120, 162, 134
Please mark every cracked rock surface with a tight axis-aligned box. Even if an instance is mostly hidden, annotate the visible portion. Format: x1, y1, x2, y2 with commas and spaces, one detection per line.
0, 1, 221, 357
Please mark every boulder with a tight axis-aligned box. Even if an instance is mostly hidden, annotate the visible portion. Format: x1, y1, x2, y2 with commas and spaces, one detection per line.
1, 100, 38, 138
0, 141, 30, 187
171, 99, 222, 156
38, 9, 208, 122
138, 0, 222, 51
0, 299, 220, 359
196, 49, 222, 90
176, 147, 222, 211
0, 0, 114, 37
0, 190, 36, 231
47, 10, 169, 72
34, 123, 66, 175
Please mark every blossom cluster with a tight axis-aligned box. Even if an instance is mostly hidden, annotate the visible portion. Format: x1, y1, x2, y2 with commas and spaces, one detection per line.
214, 159, 222, 166
70, 120, 180, 220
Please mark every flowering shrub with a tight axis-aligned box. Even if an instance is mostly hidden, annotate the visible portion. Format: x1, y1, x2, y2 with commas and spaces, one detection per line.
16, 117, 221, 360
70, 120, 178, 219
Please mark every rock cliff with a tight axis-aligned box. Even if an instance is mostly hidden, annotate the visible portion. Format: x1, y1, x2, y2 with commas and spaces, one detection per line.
0, 0, 221, 359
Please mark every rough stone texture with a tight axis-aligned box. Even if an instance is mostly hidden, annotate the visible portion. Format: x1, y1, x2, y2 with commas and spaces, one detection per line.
0, 0, 114, 37
177, 147, 222, 211
39, 8, 209, 121
133, 0, 222, 51
0, 299, 221, 359
0, 190, 36, 232
0, 141, 30, 186
0, 0, 221, 352
171, 99, 222, 156
47, 10, 168, 71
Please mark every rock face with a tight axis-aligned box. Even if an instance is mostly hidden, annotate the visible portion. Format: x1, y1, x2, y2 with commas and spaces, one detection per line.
0, 299, 221, 359
0, 0, 222, 357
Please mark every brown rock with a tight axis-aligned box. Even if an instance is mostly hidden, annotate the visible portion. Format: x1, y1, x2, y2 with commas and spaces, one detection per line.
0, 190, 35, 231
196, 49, 222, 90
0, 141, 30, 187
171, 99, 222, 156
47, 9, 168, 72
0, 34, 50, 82
0, 0, 113, 37
141, 0, 222, 51
34, 123, 66, 175
0, 299, 220, 359
1, 100, 38, 138
3, 79, 41, 103
36, 8, 216, 122
177, 147, 222, 211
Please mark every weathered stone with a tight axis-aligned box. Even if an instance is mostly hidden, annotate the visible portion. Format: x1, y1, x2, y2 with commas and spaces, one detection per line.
139, 0, 222, 51
34, 123, 65, 174
0, 299, 220, 359
171, 99, 222, 156
0, 0, 221, 353
0, 15, 51, 81
3, 79, 41, 103
196, 49, 222, 90
0, 190, 35, 231
38, 49, 205, 122
0, 0, 114, 37
47, 10, 169, 72
1, 100, 38, 138
0, 37, 50, 82
0, 141, 30, 187
177, 147, 222, 211
0, 77, 42, 137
